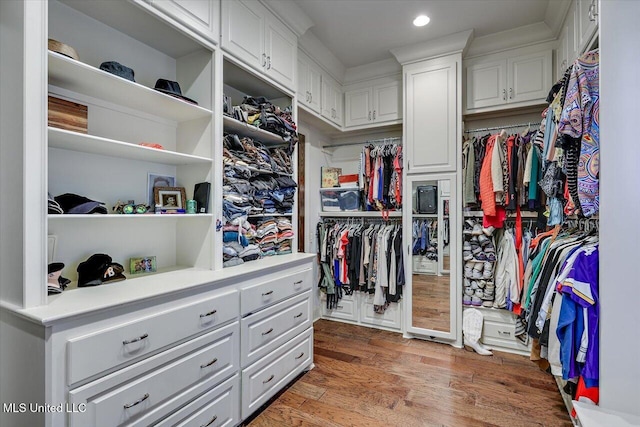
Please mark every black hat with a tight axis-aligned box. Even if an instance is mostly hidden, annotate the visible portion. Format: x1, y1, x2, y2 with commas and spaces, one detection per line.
154, 79, 198, 105
99, 61, 135, 82
48, 262, 70, 294
54, 193, 108, 214
77, 254, 125, 287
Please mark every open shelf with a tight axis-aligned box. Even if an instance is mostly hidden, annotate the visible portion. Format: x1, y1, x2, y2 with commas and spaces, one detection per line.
48, 127, 212, 165
223, 115, 286, 145
412, 213, 438, 218
248, 213, 293, 218
48, 214, 213, 220
48, 51, 213, 122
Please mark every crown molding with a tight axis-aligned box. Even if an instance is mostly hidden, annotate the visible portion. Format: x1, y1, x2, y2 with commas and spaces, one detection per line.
545, 0, 572, 38
465, 21, 555, 58
261, 0, 313, 37
390, 29, 474, 65
343, 58, 401, 85
298, 31, 346, 82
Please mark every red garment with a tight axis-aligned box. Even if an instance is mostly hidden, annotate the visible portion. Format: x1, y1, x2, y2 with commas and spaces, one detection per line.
394, 146, 402, 206
512, 206, 524, 315
479, 135, 497, 216
571, 376, 599, 419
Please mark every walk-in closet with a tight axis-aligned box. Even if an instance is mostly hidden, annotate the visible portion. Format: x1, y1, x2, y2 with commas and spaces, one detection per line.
1, 1, 638, 426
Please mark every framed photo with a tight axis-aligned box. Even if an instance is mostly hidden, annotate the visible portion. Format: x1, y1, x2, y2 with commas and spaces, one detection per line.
129, 256, 157, 274
148, 173, 176, 209
154, 186, 186, 210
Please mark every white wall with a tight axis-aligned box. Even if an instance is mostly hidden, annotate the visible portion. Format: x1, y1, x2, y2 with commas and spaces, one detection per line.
599, 0, 640, 416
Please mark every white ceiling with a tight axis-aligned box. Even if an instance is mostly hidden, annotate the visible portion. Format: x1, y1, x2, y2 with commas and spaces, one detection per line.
293, 0, 552, 69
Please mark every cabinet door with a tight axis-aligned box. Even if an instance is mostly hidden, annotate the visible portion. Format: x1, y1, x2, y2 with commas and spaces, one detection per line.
405, 56, 459, 174
149, 0, 219, 45
308, 64, 322, 114
264, 15, 296, 90
507, 50, 552, 104
576, 0, 598, 54
221, 0, 265, 72
344, 87, 372, 127
373, 81, 401, 123
331, 84, 343, 125
465, 59, 506, 110
297, 57, 309, 105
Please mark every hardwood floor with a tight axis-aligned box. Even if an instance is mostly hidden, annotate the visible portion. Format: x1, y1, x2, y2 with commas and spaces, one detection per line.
412, 273, 452, 332
247, 320, 573, 427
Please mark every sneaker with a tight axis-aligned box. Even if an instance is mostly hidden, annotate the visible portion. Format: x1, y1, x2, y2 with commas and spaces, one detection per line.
478, 234, 490, 246
475, 252, 488, 261
472, 270, 483, 280
463, 295, 472, 305
474, 289, 483, 298
463, 241, 471, 251
464, 278, 471, 288
463, 219, 475, 235
463, 251, 473, 261
464, 287, 474, 296
472, 224, 483, 236
483, 262, 493, 279
470, 280, 479, 290
483, 226, 495, 236
482, 300, 493, 308
486, 252, 496, 262
478, 280, 487, 289
471, 296, 482, 306
471, 243, 482, 256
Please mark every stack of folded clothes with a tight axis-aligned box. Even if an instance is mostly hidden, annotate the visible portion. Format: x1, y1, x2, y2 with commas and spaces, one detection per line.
254, 218, 279, 255
222, 217, 258, 267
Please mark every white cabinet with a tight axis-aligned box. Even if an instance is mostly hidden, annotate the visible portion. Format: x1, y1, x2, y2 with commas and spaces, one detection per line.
557, 0, 577, 76
297, 51, 321, 114
320, 292, 402, 332
465, 49, 552, 112
404, 54, 460, 174
344, 80, 401, 128
321, 74, 343, 126
576, 0, 598, 54
145, 0, 220, 45
222, 0, 296, 91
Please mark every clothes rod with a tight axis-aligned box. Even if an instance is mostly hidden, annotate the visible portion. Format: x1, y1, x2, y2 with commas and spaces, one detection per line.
464, 122, 540, 134
322, 137, 402, 150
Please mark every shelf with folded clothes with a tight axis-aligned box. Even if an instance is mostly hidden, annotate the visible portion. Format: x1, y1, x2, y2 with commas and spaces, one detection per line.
48, 51, 213, 123
463, 210, 540, 218
48, 127, 213, 166
223, 115, 286, 146
247, 213, 293, 218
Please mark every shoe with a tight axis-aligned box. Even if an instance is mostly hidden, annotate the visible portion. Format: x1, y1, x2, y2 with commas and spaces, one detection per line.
463, 251, 473, 261
478, 234, 490, 246
463, 308, 493, 356
486, 253, 496, 262
471, 243, 481, 256
464, 219, 475, 235
464, 287, 474, 296
463, 241, 471, 251
464, 278, 471, 288
470, 280, 479, 290
472, 270, 483, 280
483, 262, 493, 279
475, 252, 487, 261
472, 224, 483, 236
463, 295, 472, 305
471, 296, 482, 306
483, 226, 495, 236
474, 289, 484, 298
482, 300, 493, 308
478, 280, 486, 289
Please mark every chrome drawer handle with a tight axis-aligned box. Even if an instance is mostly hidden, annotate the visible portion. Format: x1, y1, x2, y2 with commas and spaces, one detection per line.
294, 312, 303, 319
261, 327, 274, 336
123, 393, 149, 409
200, 357, 218, 369
201, 415, 217, 427
263, 374, 274, 384
200, 309, 217, 318
262, 290, 274, 296
293, 280, 303, 285
337, 305, 344, 309
123, 333, 148, 345
295, 352, 305, 360
498, 330, 511, 336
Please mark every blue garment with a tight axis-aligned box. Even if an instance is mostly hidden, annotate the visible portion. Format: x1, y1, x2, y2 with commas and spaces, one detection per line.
557, 290, 585, 381
223, 231, 249, 246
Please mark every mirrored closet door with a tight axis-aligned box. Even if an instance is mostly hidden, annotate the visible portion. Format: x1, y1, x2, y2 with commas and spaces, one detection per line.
404, 173, 459, 341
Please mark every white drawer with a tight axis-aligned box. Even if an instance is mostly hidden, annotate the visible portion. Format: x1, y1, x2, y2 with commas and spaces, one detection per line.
320, 292, 358, 321
154, 374, 240, 427
69, 322, 239, 427
240, 268, 312, 316
67, 288, 238, 385
483, 319, 517, 340
242, 328, 312, 419
240, 290, 311, 367
360, 295, 401, 330
482, 334, 530, 354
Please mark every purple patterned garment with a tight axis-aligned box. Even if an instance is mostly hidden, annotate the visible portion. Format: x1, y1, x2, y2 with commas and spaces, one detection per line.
558, 50, 599, 217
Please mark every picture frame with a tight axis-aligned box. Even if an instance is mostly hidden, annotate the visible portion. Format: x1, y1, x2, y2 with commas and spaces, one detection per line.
154, 186, 187, 210
129, 256, 157, 275
148, 173, 176, 209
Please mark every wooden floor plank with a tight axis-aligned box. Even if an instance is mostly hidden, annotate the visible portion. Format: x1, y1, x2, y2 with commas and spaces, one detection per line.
248, 320, 573, 427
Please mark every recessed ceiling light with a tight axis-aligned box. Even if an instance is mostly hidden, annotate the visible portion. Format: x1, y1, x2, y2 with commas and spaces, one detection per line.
413, 15, 430, 27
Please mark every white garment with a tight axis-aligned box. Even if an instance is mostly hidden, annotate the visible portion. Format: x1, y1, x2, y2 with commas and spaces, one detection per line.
548, 292, 564, 376
494, 230, 518, 308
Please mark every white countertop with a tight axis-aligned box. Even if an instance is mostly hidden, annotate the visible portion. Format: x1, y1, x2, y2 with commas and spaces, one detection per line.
1, 253, 316, 326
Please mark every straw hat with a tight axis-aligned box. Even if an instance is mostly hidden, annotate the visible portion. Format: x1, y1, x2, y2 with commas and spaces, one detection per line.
48, 39, 79, 61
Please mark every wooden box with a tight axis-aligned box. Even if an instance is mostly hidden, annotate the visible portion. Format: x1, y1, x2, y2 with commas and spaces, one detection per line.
48, 96, 88, 133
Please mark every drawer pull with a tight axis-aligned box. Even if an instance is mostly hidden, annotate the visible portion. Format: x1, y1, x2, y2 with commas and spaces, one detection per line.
295, 352, 305, 360
201, 415, 217, 427
200, 357, 218, 369
200, 309, 217, 318
122, 333, 148, 345
337, 305, 344, 309
262, 290, 274, 296
293, 280, 303, 285
294, 312, 303, 319
263, 374, 275, 384
123, 393, 149, 409
261, 327, 274, 336
498, 330, 512, 336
